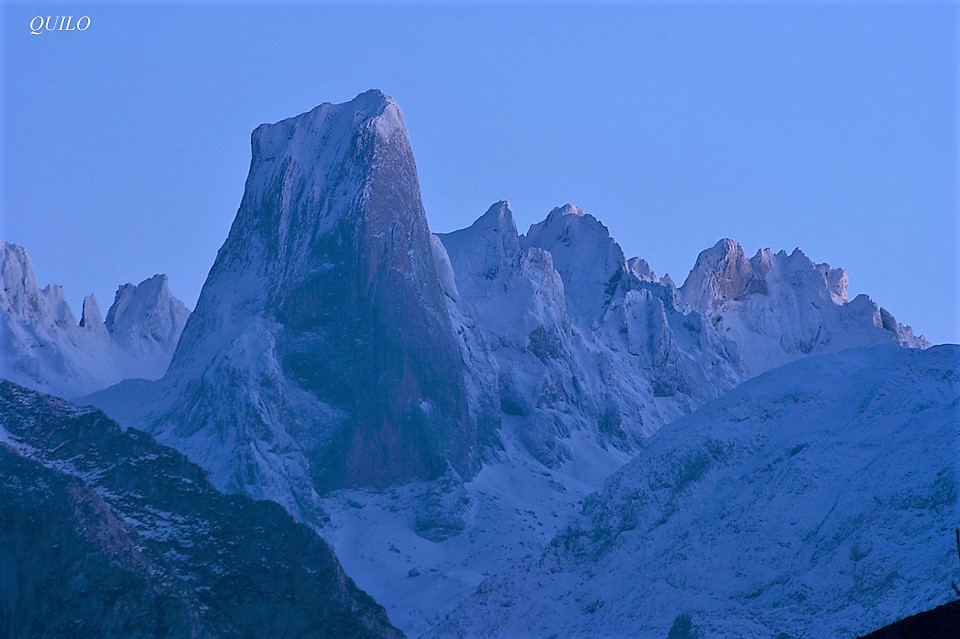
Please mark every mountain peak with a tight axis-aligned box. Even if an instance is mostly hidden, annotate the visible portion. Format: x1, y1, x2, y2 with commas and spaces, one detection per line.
436, 201, 524, 307
159, 91, 496, 494
680, 238, 752, 312
525, 205, 627, 320
105, 275, 181, 332
627, 257, 658, 282
251, 90, 404, 165
438, 200, 522, 280
707, 238, 748, 263
354, 87, 396, 108
817, 262, 849, 303
79, 294, 104, 329
471, 200, 519, 237
526, 204, 612, 242
104, 274, 189, 362
220, 89, 422, 291
550, 203, 585, 218
0, 241, 30, 273
0, 241, 41, 318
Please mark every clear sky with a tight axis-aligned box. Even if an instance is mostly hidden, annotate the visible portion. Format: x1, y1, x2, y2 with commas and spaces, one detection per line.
2, 2, 957, 344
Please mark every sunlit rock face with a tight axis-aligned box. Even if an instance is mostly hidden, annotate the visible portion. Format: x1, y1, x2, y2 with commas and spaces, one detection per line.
680, 238, 929, 374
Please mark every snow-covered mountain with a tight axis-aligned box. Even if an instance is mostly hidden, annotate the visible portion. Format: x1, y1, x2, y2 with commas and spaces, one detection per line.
430, 344, 959, 639
680, 238, 929, 375
0, 242, 189, 398
0, 380, 402, 638
87, 90, 501, 524
78, 91, 937, 636
437, 201, 744, 466
88, 92, 746, 510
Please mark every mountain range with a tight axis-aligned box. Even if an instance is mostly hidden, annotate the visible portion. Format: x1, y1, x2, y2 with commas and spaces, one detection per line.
0, 242, 189, 398
1, 90, 950, 638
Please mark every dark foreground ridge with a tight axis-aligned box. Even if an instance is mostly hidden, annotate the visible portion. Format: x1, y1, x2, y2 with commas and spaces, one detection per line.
0, 380, 403, 639
858, 599, 960, 639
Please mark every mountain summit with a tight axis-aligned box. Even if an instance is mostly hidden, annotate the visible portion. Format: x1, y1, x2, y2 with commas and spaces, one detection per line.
129, 90, 498, 507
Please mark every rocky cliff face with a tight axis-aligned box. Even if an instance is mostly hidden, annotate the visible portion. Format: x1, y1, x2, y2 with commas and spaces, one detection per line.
680, 238, 929, 374
0, 242, 189, 398
0, 380, 403, 639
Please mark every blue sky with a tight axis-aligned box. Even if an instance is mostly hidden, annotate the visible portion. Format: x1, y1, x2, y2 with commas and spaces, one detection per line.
2, 2, 957, 343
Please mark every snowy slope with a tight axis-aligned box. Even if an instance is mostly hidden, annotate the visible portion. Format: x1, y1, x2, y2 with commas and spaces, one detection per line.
680, 239, 929, 375
313, 425, 634, 636
431, 344, 959, 639
0, 242, 189, 398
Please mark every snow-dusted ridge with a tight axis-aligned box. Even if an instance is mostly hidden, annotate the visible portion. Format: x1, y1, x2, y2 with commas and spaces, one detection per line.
0, 241, 189, 398
431, 344, 959, 639
437, 199, 745, 463
680, 238, 928, 375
